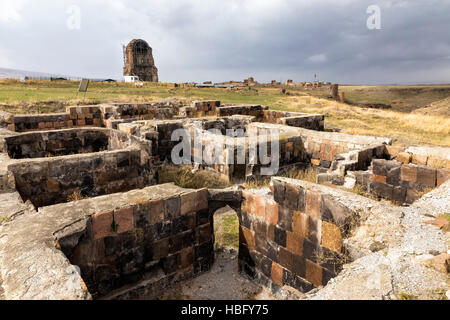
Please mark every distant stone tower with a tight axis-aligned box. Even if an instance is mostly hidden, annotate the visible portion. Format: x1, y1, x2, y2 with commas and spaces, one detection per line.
123, 39, 158, 82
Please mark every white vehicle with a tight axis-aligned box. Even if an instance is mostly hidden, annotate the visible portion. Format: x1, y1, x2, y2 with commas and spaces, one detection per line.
123, 75, 140, 83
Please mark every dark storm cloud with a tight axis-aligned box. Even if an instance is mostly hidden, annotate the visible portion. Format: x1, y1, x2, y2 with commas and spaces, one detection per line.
0, 0, 449, 84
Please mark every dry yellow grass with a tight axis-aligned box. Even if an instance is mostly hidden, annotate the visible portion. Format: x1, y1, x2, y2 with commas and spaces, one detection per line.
272, 96, 450, 146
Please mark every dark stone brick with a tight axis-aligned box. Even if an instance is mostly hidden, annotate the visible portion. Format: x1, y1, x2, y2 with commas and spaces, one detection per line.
274, 226, 286, 247
238, 243, 255, 267
297, 186, 306, 212
169, 233, 184, 254
302, 238, 319, 263
164, 196, 181, 219
322, 268, 336, 286
254, 233, 268, 256
392, 186, 407, 203
161, 253, 179, 274
157, 221, 172, 239
238, 211, 252, 230
372, 159, 387, 176
197, 209, 210, 226
292, 254, 306, 278
284, 184, 299, 210
266, 240, 278, 262
277, 206, 293, 232
252, 217, 268, 236
278, 247, 294, 270
260, 255, 272, 279
273, 181, 286, 206
386, 166, 401, 186
104, 235, 122, 257
308, 216, 321, 246
369, 181, 393, 199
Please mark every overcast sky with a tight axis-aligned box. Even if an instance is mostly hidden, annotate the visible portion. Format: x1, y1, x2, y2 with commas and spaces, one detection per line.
0, 0, 449, 84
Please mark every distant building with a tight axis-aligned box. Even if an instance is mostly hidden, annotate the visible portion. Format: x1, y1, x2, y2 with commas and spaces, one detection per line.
123, 39, 158, 82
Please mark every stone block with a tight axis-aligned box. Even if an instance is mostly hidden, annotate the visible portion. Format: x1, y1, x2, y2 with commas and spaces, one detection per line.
149, 199, 165, 225
196, 223, 212, 244
369, 181, 393, 199
271, 262, 284, 286
305, 259, 322, 287
411, 154, 428, 166
92, 210, 114, 240
372, 159, 387, 176
274, 225, 287, 247
240, 226, 255, 250
397, 152, 411, 164
114, 206, 134, 234
400, 165, 417, 183
264, 199, 278, 225
180, 191, 197, 215
437, 169, 450, 186
254, 195, 266, 219
416, 166, 436, 188
278, 247, 294, 270
308, 216, 322, 246
321, 221, 342, 254
153, 238, 170, 260
370, 174, 386, 184
386, 166, 401, 186
164, 196, 181, 219
277, 206, 293, 231
196, 188, 208, 211
305, 190, 321, 219
292, 210, 309, 238
286, 231, 303, 256
392, 186, 407, 203
284, 183, 299, 210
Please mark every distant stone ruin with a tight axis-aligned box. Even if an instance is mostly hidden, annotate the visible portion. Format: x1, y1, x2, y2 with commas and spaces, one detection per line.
123, 39, 158, 82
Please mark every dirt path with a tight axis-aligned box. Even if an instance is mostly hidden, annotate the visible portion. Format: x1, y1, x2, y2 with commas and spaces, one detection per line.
159, 249, 274, 300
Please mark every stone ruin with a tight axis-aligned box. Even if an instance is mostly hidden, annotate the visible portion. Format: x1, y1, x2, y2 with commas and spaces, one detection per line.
0, 100, 448, 299
123, 39, 158, 82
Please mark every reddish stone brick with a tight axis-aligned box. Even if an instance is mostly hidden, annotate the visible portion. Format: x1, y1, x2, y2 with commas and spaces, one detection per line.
305, 259, 323, 287
38, 122, 46, 129
321, 221, 342, 254
370, 174, 386, 184
385, 145, 403, 159
311, 159, 321, 166
149, 199, 164, 224
196, 188, 208, 211
292, 210, 309, 238
411, 154, 428, 166
92, 210, 114, 240
78, 119, 86, 126
267, 224, 276, 241
397, 152, 411, 164
305, 190, 321, 219
254, 195, 266, 219
114, 206, 134, 234
265, 199, 279, 225
286, 231, 303, 256
271, 262, 284, 286
401, 165, 417, 183
180, 191, 197, 215
240, 226, 255, 250
437, 169, 450, 186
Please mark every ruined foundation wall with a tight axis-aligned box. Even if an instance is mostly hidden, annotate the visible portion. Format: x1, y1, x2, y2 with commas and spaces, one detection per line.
238, 177, 355, 294
8, 148, 153, 207
56, 186, 213, 299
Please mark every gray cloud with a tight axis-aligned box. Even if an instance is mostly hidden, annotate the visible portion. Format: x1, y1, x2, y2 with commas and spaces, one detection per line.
0, 0, 449, 84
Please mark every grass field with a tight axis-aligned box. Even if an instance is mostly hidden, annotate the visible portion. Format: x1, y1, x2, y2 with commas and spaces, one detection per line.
0, 79, 448, 146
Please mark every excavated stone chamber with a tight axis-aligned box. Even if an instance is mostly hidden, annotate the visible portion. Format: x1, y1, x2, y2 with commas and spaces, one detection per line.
3, 128, 155, 208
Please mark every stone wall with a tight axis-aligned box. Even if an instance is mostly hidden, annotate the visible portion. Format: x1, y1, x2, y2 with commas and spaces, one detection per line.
0, 110, 14, 131
8, 148, 154, 208
56, 186, 212, 299
364, 159, 449, 204
5, 129, 110, 159
238, 177, 354, 294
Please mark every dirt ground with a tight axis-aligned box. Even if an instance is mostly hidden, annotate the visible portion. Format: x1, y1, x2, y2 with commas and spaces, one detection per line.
159, 249, 275, 300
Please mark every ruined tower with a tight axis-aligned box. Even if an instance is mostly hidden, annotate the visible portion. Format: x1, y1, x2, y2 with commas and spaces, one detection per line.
123, 39, 158, 82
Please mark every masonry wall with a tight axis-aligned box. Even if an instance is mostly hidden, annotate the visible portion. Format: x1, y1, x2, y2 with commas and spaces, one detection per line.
57, 187, 213, 299
5, 129, 110, 159
366, 159, 449, 204
238, 178, 352, 293
8, 148, 154, 208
